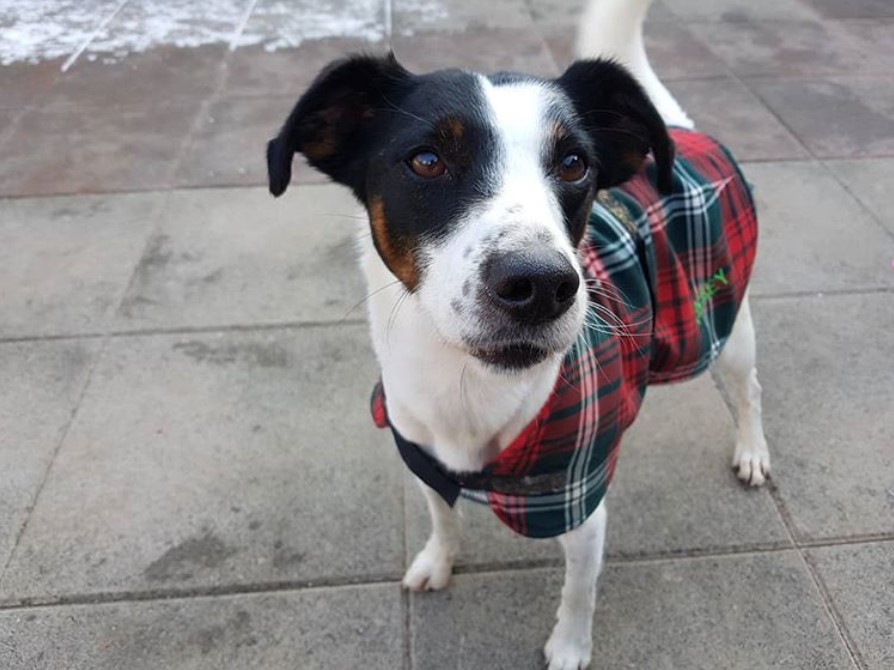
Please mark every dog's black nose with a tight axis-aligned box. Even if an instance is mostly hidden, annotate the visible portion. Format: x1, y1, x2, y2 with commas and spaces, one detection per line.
484, 250, 580, 323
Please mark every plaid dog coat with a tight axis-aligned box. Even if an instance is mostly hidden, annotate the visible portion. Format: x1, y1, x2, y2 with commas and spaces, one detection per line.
372, 128, 758, 538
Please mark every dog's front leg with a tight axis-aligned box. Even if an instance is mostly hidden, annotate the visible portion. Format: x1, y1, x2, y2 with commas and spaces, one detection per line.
544, 500, 606, 670
403, 477, 461, 591
715, 295, 770, 486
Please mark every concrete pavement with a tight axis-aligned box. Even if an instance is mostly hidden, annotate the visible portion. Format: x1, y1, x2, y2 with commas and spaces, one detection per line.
1, 1, 892, 668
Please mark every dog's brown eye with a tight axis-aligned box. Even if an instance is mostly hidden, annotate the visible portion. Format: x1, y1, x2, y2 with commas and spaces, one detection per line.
558, 153, 587, 182
409, 150, 446, 178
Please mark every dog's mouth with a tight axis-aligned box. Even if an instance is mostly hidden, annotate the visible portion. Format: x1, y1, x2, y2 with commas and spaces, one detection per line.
470, 342, 550, 371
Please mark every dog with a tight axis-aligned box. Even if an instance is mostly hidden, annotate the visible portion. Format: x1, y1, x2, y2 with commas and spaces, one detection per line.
266, 0, 770, 667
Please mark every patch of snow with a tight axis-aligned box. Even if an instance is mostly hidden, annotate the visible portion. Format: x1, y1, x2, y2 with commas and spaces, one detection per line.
0, 0, 451, 68
236, 0, 386, 50
0, 0, 121, 64
395, 0, 449, 35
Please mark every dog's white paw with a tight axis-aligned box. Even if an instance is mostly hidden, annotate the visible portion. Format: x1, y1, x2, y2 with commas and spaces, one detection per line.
544, 624, 592, 670
402, 540, 456, 592
733, 437, 770, 487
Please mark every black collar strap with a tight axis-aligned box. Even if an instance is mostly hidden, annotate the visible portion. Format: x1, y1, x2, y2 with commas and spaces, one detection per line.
390, 427, 567, 507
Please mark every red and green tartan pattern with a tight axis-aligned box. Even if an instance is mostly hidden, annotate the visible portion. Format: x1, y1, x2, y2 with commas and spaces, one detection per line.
372, 128, 758, 539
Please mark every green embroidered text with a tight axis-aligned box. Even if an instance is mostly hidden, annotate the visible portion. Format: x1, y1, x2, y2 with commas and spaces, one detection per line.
694, 269, 729, 324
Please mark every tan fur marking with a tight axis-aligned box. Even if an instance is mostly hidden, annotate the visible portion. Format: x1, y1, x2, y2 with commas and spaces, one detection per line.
369, 196, 419, 291
436, 116, 465, 143
447, 117, 463, 139
550, 121, 568, 143
302, 133, 337, 160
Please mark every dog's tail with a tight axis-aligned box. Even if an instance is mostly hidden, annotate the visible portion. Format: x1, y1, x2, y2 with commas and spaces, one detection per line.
575, 0, 693, 129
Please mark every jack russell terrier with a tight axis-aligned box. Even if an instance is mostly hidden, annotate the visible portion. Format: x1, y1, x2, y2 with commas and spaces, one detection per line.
267, 0, 770, 667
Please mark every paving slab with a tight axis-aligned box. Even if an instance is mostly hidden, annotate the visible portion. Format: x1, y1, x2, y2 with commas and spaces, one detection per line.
808, 541, 894, 670
755, 293, 894, 541
662, 0, 822, 21
801, 0, 894, 20
527, 0, 675, 28
86, 0, 245, 55
0, 108, 19, 138
835, 20, 894, 73
0, 584, 403, 670
524, 0, 591, 29
0, 101, 202, 197
411, 552, 854, 669
0, 58, 62, 109
0, 325, 402, 602
406, 375, 788, 568
46, 45, 225, 108
175, 95, 322, 189
392, 26, 558, 77
0, 340, 99, 575
826, 158, 894, 235
115, 184, 364, 330
545, 21, 727, 80
0, 0, 122, 65
670, 77, 809, 161
605, 375, 789, 557
0, 192, 162, 338
742, 161, 894, 296
239, 0, 386, 49
690, 20, 877, 77
749, 76, 894, 159
220, 39, 377, 99
393, 0, 533, 35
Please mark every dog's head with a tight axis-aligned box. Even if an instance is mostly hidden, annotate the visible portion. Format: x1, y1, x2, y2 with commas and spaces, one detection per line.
268, 54, 672, 372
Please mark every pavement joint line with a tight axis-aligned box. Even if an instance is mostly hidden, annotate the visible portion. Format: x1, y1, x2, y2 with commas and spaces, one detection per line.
165, 37, 234, 192
105, 193, 174, 334
0, 179, 338, 202
803, 550, 870, 670
740, 70, 894, 82
737, 156, 816, 165
104, 193, 171, 335
0, 572, 405, 612
384, 0, 393, 45
728, 69, 816, 159
0, 318, 369, 346
5, 283, 894, 345
521, 0, 560, 74
0, 107, 27, 149
817, 158, 894, 243
0, 336, 108, 583
229, 0, 261, 51
798, 534, 894, 548
750, 286, 893, 302
60, 0, 131, 73
400, 468, 413, 669
3, 535, 891, 613
402, 586, 412, 670
765, 480, 868, 670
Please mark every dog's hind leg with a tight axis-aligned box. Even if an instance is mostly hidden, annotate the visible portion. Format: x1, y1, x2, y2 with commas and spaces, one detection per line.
715, 294, 771, 486
544, 500, 607, 670
403, 478, 461, 591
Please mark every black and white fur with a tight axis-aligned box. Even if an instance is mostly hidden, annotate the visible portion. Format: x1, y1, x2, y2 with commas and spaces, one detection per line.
267, 0, 770, 667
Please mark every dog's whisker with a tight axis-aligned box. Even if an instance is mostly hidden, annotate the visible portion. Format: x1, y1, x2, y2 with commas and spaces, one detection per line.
378, 93, 438, 130
340, 280, 402, 323
321, 212, 370, 221
384, 288, 410, 351
582, 277, 637, 309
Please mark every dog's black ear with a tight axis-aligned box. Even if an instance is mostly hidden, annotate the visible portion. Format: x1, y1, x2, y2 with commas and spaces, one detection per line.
267, 53, 412, 197
556, 59, 674, 194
